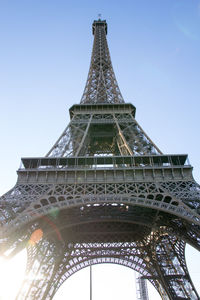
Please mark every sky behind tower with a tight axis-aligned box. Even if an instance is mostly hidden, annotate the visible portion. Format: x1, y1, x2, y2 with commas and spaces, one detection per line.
0, 0, 200, 299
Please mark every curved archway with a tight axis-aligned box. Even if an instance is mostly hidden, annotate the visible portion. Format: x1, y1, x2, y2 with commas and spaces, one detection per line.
53, 264, 162, 300
4, 200, 199, 299
6, 180, 200, 234
3, 209, 199, 300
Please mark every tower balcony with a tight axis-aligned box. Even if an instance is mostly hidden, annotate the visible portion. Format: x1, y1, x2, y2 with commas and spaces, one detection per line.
17, 154, 193, 184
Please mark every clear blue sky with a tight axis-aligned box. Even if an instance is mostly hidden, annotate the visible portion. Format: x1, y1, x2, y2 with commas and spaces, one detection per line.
0, 0, 200, 299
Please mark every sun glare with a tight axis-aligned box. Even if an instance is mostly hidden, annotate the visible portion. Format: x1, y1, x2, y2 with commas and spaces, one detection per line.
0, 249, 27, 300
0, 246, 199, 299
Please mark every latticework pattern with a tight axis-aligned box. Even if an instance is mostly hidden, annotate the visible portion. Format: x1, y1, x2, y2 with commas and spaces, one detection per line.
0, 19, 200, 300
46, 108, 162, 157
80, 20, 124, 104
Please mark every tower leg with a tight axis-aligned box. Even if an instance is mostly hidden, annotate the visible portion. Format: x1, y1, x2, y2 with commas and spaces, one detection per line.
16, 238, 61, 300
152, 233, 199, 300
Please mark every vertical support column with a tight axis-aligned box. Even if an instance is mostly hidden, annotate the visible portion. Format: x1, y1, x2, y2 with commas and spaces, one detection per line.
135, 271, 149, 300
113, 114, 133, 156
75, 115, 93, 156
90, 263, 93, 300
154, 235, 199, 300
16, 239, 58, 300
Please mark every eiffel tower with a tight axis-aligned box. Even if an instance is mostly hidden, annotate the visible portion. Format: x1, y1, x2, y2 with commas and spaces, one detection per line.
0, 18, 200, 300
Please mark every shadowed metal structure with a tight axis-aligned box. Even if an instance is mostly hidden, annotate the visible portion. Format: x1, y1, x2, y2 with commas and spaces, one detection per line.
0, 19, 200, 299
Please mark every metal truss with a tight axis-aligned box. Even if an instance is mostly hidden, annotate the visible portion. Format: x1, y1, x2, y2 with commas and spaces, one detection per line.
0, 19, 200, 300
12, 223, 199, 299
1, 172, 200, 299
80, 20, 124, 104
1, 176, 200, 299
46, 108, 162, 157
1, 178, 200, 234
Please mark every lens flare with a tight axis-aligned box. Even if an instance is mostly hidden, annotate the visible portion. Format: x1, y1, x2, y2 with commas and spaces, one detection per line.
29, 228, 43, 246
41, 215, 63, 241
49, 207, 60, 219
172, 2, 200, 41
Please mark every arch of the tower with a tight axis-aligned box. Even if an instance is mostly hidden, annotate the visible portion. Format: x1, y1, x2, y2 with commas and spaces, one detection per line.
13, 214, 167, 299
15, 239, 163, 299
48, 255, 163, 299
1, 188, 199, 299
1, 183, 200, 299
2, 180, 200, 240
13, 212, 198, 300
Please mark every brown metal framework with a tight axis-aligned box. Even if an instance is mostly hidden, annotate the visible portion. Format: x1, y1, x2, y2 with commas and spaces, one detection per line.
0, 19, 200, 300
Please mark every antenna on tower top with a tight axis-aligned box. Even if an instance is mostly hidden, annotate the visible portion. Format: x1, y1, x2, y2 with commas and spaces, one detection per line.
98, 13, 102, 20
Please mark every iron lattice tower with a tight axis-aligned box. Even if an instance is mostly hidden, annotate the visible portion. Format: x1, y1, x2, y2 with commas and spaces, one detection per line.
1, 19, 200, 300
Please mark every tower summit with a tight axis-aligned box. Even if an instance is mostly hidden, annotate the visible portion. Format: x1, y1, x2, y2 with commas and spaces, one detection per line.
81, 19, 124, 104
0, 19, 200, 300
